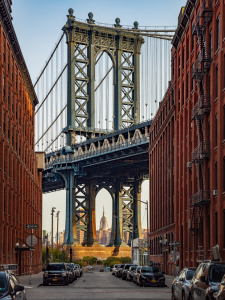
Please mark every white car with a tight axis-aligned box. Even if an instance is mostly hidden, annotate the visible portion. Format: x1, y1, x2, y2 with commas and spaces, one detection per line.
112, 264, 120, 275
87, 265, 93, 270
171, 267, 196, 300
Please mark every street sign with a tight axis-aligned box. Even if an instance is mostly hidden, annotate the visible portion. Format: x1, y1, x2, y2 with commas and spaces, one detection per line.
168, 241, 181, 246
169, 251, 180, 262
26, 224, 39, 229
26, 235, 37, 247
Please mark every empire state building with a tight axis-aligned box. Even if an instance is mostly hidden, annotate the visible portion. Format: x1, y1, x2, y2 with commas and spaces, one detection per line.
97, 207, 111, 246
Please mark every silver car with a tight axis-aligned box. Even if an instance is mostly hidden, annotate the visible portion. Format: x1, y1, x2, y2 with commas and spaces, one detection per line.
171, 267, 196, 300
112, 264, 120, 275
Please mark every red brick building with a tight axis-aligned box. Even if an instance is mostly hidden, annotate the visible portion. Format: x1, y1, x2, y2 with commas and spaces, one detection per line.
0, 0, 42, 275
149, 0, 225, 273
148, 81, 175, 275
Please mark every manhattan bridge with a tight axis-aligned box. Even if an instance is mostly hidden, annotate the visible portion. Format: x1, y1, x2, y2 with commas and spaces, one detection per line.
35, 9, 175, 247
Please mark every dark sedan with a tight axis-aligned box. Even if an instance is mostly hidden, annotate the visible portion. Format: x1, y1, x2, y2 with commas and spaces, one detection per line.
43, 263, 70, 285
121, 264, 137, 280
117, 264, 126, 278
126, 266, 138, 281
136, 266, 165, 287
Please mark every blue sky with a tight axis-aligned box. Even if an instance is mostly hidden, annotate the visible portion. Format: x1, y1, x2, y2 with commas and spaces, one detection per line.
11, 0, 185, 236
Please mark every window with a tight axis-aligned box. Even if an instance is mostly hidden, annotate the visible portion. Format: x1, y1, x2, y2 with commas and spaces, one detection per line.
11, 62, 13, 82
3, 40, 5, 63
187, 73, 189, 98
15, 101, 17, 120
12, 126, 13, 147
183, 46, 185, 69
223, 158, 225, 192
209, 29, 212, 58
192, 34, 194, 51
172, 59, 174, 77
216, 65, 218, 98
3, 110, 5, 133
178, 89, 180, 111
215, 114, 218, 147
8, 117, 10, 139
179, 55, 181, 76
7, 52, 9, 71
183, 81, 185, 105
224, 210, 225, 248
192, 64, 194, 91
8, 84, 10, 105
19, 80, 21, 97
208, 215, 210, 249
217, 15, 220, 50
208, 168, 210, 190
187, 36, 189, 60
3, 74, 5, 98
209, 76, 211, 99
12, 93, 14, 113
215, 163, 217, 190
15, 72, 17, 90
19, 107, 21, 126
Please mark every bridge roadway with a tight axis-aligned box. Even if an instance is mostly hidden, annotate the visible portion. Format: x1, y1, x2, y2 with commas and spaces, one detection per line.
42, 120, 152, 247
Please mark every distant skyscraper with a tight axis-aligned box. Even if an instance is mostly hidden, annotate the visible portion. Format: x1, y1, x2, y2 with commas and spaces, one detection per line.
97, 207, 111, 246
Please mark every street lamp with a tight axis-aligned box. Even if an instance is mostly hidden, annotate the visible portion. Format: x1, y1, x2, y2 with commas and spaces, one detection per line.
51, 207, 56, 262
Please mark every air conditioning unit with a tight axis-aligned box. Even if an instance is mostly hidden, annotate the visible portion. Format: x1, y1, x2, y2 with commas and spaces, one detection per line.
187, 162, 192, 169
213, 190, 217, 196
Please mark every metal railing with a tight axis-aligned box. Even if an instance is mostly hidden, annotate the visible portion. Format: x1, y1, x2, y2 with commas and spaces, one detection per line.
45, 135, 149, 169
191, 142, 210, 162
191, 95, 210, 119
190, 190, 210, 207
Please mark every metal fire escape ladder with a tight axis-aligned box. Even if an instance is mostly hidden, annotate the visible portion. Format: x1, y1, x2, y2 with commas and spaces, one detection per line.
190, 0, 213, 236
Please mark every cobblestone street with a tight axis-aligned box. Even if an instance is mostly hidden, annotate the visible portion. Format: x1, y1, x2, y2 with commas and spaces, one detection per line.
23, 267, 171, 300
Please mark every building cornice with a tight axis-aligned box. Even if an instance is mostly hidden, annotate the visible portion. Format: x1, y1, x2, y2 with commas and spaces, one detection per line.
172, 0, 198, 49
0, 0, 38, 107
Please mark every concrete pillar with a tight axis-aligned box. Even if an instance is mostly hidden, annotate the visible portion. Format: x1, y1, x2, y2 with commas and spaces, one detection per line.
64, 170, 75, 244
113, 178, 123, 246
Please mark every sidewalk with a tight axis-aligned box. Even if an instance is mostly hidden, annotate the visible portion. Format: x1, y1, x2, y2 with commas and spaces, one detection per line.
18, 272, 43, 288
165, 274, 174, 288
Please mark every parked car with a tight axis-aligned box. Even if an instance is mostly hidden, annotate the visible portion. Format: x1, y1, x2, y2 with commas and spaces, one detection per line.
215, 274, 225, 299
43, 263, 69, 286
74, 264, 82, 277
126, 265, 138, 281
189, 261, 225, 300
66, 263, 76, 282
136, 266, 165, 287
115, 265, 122, 277
133, 266, 142, 284
112, 264, 120, 275
171, 267, 196, 300
0, 270, 27, 300
117, 264, 126, 278
87, 265, 93, 270
121, 264, 137, 280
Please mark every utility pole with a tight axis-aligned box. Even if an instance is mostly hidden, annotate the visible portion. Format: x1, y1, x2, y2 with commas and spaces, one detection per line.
51, 207, 56, 262
56, 211, 60, 247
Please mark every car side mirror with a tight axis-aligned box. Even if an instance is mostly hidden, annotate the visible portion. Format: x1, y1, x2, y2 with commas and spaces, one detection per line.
14, 285, 24, 293
200, 275, 206, 283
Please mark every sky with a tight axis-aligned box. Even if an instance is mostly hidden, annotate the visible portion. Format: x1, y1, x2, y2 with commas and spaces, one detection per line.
11, 0, 185, 238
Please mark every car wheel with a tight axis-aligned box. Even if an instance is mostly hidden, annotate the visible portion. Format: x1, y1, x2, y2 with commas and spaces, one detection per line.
65, 278, 69, 286
139, 280, 143, 287
188, 293, 192, 300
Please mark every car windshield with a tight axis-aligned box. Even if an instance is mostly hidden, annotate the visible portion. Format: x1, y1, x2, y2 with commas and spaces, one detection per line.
136, 267, 141, 272
0, 274, 8, 294
209, 265, 225, 282
125, 265, 132, 269
130, 266, 137, 271
47, 264, 65, 271
142, 267, 161, 273
186, 270, 195, 280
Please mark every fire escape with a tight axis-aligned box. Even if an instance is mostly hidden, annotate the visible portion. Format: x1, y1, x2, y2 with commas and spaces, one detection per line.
190, 0, 213, 236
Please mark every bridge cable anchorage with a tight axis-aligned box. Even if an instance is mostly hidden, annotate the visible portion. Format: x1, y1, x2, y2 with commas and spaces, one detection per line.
34, 33, 65, 87
35, 105, 67, 146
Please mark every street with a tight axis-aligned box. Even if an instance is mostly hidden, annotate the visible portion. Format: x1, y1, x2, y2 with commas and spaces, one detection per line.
21, 266, 172, 300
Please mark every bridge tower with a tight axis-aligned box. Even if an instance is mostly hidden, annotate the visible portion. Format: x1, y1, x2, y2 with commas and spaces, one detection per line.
52, 9, 145, 246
